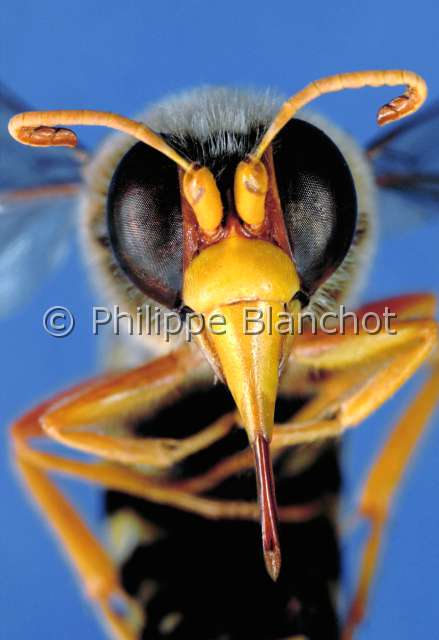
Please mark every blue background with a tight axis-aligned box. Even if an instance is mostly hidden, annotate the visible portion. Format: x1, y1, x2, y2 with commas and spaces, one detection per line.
1, 1, 439, 638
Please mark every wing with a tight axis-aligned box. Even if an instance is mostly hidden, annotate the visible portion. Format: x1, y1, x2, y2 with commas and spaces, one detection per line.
0, 82, 84, 316
367, 101, 439, 232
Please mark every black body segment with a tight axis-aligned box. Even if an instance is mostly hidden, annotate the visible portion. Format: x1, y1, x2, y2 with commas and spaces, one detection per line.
106, 387, 341, 640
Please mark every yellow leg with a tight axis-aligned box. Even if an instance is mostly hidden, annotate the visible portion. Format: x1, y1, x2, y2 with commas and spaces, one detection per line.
282, 315, 437, 438
9, 346, 212, 640
11, 344, 325, 640
342, 363, 439, 639
13, 407, 318, 525
174, 311, 437, 495
11, 294, 438, 640
39, 345, 225, 467
15, 455, 140, 640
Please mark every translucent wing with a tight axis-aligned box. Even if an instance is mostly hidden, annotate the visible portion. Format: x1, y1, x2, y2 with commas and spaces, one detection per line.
367, 101, 439, 233
0, 82, 84, 316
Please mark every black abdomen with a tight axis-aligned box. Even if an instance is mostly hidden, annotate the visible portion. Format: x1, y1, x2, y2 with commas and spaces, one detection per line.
106, 386, 341, 639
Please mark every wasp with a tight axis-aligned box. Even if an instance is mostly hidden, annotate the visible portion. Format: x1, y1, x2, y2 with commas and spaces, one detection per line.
2, 69, 438, 639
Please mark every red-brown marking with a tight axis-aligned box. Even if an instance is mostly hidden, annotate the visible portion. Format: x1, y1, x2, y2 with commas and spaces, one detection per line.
253, 434, 281, 581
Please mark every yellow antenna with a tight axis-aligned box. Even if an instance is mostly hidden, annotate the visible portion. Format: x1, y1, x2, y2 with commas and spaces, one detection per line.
8, 109, 225, 233
251, 69, 427, 161
8, 109, 192, 171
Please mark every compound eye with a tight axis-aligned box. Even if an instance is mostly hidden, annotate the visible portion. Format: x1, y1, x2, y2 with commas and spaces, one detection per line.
272, 119, 357, 295
107, 141, 183, 309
